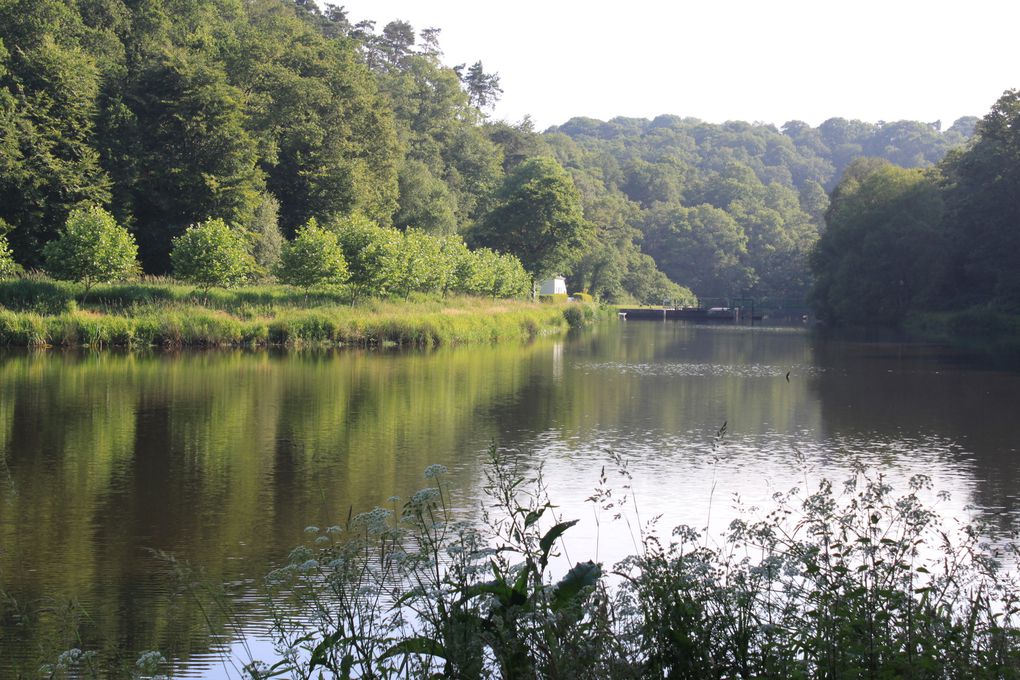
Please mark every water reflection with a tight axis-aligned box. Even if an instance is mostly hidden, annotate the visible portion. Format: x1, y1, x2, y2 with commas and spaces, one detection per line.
1, 323, 1019, 676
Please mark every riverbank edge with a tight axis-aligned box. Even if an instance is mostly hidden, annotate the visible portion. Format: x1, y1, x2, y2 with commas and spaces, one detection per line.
903, 308, 1020, 355
0, 294, 602, 349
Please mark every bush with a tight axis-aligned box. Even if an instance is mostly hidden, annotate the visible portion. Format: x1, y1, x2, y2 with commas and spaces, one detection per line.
539, 293, 569, 304
0, 277, 78, 314
171, 219, 255, 293
563, 303, 597, 329
945, 307, 1019, 338
276, 219, 350, 293
330, 214, 401, 303
572, 291, 594, 303
43, 206, 139, 293
0, 233, 21, 279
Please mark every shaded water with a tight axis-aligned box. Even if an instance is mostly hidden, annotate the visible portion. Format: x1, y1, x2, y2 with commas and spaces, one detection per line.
1, 321, 1019, 677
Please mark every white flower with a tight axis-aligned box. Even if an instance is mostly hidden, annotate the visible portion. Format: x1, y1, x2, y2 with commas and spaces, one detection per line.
410, 487, 441, 507
424, 464, 448, 479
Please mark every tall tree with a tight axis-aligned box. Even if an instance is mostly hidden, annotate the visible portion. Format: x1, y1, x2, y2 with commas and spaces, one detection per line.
810, 160, 945, 325
940, 90, 1020, 309
126, 49, 263, 271
458, 61, 502, 110
0, 1, 112, 265
468, 156, 592, 283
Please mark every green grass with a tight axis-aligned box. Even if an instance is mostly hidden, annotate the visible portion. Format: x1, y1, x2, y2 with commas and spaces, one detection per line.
0, 277, 596, 349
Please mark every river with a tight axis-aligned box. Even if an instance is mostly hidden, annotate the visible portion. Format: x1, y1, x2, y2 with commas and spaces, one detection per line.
1, 321, 1019, 677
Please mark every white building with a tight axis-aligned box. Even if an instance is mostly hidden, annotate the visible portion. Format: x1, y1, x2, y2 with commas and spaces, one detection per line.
539, 276, 567, 296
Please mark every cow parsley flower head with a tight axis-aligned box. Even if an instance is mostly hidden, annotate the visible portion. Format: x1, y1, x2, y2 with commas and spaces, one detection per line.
410, 487, 441, 507
424, 464, 448, 479
352, 507, 393, 533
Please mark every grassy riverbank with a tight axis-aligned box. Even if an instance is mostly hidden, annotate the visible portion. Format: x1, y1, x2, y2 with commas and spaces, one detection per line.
0, 278, 597, 349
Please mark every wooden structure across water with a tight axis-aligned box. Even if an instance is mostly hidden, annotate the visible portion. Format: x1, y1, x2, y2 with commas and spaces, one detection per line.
617, 307, 764, 322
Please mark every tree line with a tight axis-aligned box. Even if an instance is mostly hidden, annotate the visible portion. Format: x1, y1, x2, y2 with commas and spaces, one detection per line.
810, 90, 1020, 326
0, 0, 978, 304
544, 113, 974, 302
0, 203, 532, 302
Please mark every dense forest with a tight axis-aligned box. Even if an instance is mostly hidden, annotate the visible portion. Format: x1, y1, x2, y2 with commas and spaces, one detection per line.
544, 114, 974, 303
811, 90, 1020, 327
0, 0, 989, 306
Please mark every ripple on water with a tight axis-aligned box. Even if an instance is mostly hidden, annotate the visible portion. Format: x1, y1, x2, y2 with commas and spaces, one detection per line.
577, 361, 824, 379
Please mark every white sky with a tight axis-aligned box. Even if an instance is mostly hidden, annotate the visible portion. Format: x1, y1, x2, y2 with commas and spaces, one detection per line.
334, 0, 1018, 130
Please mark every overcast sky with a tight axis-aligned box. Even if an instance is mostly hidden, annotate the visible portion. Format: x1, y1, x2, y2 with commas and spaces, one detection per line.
334, 0, 1018, 131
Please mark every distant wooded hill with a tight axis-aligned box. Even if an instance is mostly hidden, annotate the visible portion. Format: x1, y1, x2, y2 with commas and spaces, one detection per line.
543, 115, 974, 301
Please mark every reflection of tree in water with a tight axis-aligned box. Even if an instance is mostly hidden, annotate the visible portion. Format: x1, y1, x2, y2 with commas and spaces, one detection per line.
0, 343, 549, 674
3, 326, 1015, 673
808, 336, 1020, 525
484, 323, 821, 450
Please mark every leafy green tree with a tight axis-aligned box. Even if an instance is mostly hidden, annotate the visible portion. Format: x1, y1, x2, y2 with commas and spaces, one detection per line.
249, 193, 285, 277
330, 214, 400, 303
389, 228, 447, 298
810, 160, 945, 325
171, 218, 255, 292
485, 117, 549, 172
442, 236, 476, 296
240, 3, 399, 232
126, 51, 264, 271
643, 203, 755, 298
393, 160, 458, 234
276, 219, 349, 293
0, 230, 20, 279
0, 5, 112, 265
43, 206, 139, 293
469, 157, 592, 285
622, 251, 696, 306
940, 90, 1020, 309
467, 248, 530, 298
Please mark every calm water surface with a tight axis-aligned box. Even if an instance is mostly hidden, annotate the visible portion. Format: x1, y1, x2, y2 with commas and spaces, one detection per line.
2, 321, 1019, 677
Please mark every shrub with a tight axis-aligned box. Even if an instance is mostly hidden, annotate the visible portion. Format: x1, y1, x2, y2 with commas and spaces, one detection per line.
276, 219, 350, 293
171, 219, 255, 293
0, 233, 21, 279
330, 214, 400, 303
43, 206, 139, 293
563, 303, 597, 329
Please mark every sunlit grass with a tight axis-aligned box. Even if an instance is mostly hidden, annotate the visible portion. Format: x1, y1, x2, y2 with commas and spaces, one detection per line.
0, 278, 596, 348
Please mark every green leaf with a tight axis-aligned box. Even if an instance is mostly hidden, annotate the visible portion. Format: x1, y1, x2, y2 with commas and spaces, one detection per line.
524, 504, 550, 528
380, 636, 447, 662
539, 519, 578, 568
308, 629, 345, 672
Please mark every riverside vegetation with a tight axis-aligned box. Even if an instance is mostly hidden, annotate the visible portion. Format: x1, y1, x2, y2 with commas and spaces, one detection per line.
36, 450, 1020, 679
251, 456, 1020, 679
0, 0, 997, 311
0, 278, 595, 349
0, 206, 600, 349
